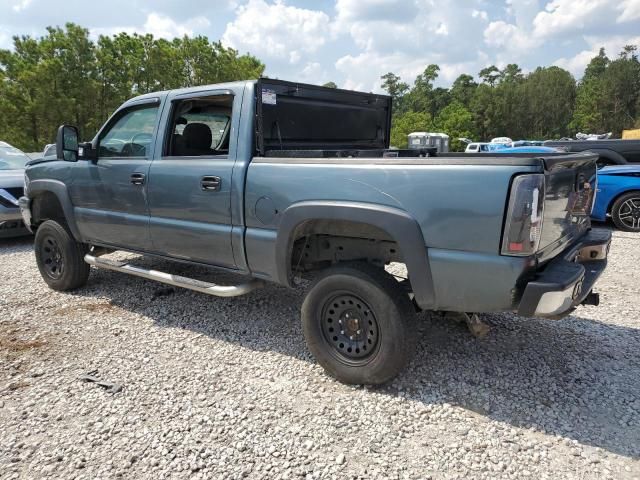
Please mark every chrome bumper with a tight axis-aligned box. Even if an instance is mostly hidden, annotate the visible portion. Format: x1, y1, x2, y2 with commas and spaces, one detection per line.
18, 196, 33, 233
517, 228, 611, 318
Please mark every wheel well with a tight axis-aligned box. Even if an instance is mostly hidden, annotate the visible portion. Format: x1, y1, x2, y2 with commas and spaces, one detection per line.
593, 150, 626, 166
31, 192, 65, 227
289, 219, 403, 275
608, 189, 640, 214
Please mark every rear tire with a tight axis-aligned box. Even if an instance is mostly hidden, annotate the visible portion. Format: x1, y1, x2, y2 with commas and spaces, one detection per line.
301, 262, 418, 385
611, 191, 640, 232
34, 220, 90, 291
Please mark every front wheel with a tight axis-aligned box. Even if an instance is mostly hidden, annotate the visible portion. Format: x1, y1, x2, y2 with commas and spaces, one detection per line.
34, 220, 90, 291
301, 263, 418, 385
611, 191, 640, 232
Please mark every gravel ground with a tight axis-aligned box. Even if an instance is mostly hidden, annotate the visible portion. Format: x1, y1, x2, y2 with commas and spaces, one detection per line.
0, 228, 639, 479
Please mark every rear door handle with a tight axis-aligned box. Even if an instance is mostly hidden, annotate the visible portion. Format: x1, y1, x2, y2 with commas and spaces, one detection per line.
201, 176, 221, 191
130, 173, 146, 185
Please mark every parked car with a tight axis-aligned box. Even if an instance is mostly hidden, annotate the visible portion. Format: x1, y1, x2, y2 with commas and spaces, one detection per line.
591, 165, 640, 232
20, 79, 611, 384
0, 141, 31, 238
512, 140, 544, 147
544, 138, 640, 165
493, 146, 562, 154
465, 142, 509, 152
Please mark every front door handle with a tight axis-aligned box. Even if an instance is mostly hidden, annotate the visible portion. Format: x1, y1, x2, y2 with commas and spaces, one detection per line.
130, 173, 146, 185
201, 176, 221, 191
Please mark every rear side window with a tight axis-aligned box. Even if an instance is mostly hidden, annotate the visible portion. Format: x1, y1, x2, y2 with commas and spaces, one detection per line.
165, 95, 233, 157
99, 104, 159, 158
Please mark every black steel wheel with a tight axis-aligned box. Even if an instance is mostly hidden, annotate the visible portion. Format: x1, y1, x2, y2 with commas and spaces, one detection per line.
320, 293, 380, 363
611, 191, 640, 232
39, 234, 65, 280
34, 220, 90, 291
302, 262, 417, 385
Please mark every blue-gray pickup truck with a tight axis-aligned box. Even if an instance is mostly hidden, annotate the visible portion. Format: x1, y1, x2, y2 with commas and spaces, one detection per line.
19, 79, 611, 384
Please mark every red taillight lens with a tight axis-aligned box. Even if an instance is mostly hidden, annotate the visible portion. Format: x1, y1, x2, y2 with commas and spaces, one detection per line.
501, 174, 545, 256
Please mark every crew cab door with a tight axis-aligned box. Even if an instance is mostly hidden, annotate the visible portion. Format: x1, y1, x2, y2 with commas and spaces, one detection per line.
146, 90, 238, 268
69, 98, 162, 250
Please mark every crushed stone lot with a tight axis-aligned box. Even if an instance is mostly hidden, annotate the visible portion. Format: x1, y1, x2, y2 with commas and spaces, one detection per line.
1, 229, 639, 479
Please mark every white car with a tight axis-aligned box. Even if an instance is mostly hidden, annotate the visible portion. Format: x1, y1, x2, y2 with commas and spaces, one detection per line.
0, 141, 31, 238
465, 142, 512, 153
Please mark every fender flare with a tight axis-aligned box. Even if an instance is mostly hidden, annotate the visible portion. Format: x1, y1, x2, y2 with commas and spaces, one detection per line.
275, 201, 435, 309
27, 179, 82, 240
585, 149, 627, 165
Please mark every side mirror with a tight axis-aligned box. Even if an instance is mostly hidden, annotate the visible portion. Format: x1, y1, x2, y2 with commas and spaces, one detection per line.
56, 125, 79, 162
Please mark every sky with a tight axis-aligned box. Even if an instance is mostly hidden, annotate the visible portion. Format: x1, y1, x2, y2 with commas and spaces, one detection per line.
1, 0, 640, 92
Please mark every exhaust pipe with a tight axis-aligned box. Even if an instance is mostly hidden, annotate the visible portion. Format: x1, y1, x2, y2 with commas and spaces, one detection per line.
84, 254, 264, 298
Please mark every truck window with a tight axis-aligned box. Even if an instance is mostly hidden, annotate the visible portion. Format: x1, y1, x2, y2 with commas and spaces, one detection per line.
165, 95, 233, 157
98, 104, 159, 158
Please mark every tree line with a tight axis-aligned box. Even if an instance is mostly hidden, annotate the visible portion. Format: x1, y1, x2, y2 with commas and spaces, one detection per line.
1, 23, 639, 153
0, 23, 264, 151
384, 46, 640, 150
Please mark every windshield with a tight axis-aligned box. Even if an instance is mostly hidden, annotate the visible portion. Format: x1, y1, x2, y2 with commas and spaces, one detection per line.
0, 146, 30, 170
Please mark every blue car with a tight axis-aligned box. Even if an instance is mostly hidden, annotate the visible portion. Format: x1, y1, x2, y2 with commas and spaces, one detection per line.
592, 165, 640, 232
494, 146, 563, 154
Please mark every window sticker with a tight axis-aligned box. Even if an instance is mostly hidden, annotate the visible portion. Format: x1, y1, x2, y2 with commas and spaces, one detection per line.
261, 88, 277, 105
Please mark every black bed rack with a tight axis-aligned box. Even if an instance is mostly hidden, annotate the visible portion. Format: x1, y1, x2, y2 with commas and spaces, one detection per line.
264, 147, 437, 158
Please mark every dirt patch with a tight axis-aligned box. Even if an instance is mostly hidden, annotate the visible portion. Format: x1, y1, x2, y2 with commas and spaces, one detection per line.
0, 336, 45, 353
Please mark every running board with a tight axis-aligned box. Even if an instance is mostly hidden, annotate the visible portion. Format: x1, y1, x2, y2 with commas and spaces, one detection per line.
84, 254, 264, 297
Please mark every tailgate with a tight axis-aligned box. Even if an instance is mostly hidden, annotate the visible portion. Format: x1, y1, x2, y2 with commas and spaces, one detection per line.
537, 152, 598, 261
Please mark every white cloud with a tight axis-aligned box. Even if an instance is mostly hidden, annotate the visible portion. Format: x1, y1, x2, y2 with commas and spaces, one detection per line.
554, 34, 640, 75
472, 9, 488, 21
143, 12, 210, 39
618, 0, 640, 22
532, 0, 609, 38
483, 20, 540, 54
91, 12, 210, 40
12, 0, 32, 12
221, 0, 331, 62
435, 22, 449, 36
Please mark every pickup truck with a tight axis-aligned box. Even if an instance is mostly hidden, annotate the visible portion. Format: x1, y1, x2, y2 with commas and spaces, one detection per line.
544, 138, 640, 165
19, 79, 611, 385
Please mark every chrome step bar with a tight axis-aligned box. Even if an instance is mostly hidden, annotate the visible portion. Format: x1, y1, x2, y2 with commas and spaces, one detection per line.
84, 254, 264, 297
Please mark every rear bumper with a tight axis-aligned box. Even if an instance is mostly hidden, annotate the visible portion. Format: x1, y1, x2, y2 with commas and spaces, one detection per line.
517, 228, 611, 318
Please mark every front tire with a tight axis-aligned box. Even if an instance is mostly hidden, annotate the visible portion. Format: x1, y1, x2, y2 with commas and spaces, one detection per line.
34, 220, 90, 291
301, 263, 418, 385
611, 191, 640, 232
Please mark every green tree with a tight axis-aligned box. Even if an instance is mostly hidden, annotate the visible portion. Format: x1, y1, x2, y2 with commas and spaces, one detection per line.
433, 101, 476, 151
479, 65, 500, 86
450, 74, 477, 107
389, 111, 432, 148
322, 81, 338, 88
404, 64, 440, 114
0, 23, 265, 151
520, 66, 576, 139
380, 72, 409, 114
571, 45, 639, 135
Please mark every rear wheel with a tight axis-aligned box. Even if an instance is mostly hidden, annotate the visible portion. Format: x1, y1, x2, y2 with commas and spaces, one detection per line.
611, 192, 640, 232
34, 220, 90, 290
301, 263, 418, 385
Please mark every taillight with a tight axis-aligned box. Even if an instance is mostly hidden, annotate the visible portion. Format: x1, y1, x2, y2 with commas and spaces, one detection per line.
501, 174, 545, 256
